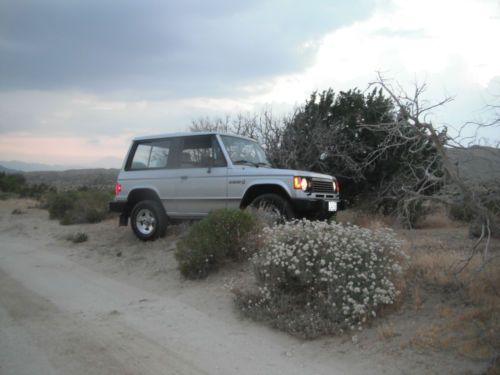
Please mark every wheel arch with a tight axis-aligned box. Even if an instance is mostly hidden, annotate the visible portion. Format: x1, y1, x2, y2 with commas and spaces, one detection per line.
240, 183, 291, 208
125, 187, 163, 214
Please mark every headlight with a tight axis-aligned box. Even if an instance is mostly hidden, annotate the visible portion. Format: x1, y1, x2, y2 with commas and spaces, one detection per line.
293, 176, 311, 192
301, 178, 308, 191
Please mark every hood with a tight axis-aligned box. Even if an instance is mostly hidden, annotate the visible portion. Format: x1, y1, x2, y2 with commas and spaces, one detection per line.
230, 165, 336, 180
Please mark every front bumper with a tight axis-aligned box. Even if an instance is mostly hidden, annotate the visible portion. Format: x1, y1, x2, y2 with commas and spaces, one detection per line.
291, 198, 344, 219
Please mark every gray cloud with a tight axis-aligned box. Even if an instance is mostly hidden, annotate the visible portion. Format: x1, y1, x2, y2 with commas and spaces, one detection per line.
0, 0, 376, 96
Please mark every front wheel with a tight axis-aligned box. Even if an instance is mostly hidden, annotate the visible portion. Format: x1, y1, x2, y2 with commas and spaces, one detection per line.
249, 193, 295, 222
130, 200, 167, 241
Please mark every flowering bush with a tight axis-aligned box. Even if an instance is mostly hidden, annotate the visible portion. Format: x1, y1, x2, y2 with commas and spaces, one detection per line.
175, 209, 257, 279
235, 219, 407, 338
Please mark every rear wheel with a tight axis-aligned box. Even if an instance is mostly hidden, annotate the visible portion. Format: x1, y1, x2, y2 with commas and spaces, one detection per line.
130, 200, 167, 241
250, 193, 295, 222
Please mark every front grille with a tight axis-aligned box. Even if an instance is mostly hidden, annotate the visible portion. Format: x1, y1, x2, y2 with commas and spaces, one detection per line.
311, 178, 334, 194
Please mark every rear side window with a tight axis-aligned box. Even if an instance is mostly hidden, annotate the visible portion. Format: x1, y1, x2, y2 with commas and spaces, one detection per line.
128, 139, 174, 170
179, 135, 226, 168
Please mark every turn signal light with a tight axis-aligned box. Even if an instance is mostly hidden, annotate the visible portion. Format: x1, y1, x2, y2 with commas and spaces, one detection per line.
333, 180, 340, 193
293, 176, 302, 189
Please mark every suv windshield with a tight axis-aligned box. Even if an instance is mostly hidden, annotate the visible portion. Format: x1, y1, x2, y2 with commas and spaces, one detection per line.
220, 135, 270, 167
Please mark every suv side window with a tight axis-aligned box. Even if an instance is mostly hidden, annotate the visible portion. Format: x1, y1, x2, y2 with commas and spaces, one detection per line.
128, 139, 174, 170
179, 135, 226, 168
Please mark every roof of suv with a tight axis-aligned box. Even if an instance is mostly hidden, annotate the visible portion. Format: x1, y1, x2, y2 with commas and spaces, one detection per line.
132, 132, 256, 142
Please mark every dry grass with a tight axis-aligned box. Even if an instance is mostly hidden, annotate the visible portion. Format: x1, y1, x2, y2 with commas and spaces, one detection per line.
415, 209, 463, 229
410, 307, 496, 360
377, 323, 399, 340
337, 207, 462, 231
410, 285, 424, 311
437, 305, 454, 318
407, 251, 458, 288
404, 231, 500, 369
336, 209, 395, 230
465, 263, 500, 308
410, 323, 454, 351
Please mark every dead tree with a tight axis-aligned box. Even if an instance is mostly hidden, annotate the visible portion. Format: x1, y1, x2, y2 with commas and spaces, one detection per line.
370, 73, 499, 265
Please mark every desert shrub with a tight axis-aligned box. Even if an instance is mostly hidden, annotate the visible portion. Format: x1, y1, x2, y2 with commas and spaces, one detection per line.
66, 232, 89, 243
84, 208, 107, 223
0, 173, 51, 198
235, 220, 407, 339
48, 191, 77, 219
46, 190, 112, 225
175, 209, 257, 279
19, 183, 53, 199
0, 172, 27, 193
11, 208, 24, 215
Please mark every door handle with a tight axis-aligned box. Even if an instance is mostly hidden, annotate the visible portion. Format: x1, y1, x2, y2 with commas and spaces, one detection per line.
181, 176, 188, 180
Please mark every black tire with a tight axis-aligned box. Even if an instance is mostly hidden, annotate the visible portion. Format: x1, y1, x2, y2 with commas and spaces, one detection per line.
130, 200, 167, 241
250, 193, 295, 221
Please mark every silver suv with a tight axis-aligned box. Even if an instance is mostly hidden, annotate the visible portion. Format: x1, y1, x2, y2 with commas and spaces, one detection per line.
110, 132, 341, 240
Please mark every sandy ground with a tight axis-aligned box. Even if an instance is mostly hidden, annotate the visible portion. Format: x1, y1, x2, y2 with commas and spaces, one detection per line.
0, 199, 489, 374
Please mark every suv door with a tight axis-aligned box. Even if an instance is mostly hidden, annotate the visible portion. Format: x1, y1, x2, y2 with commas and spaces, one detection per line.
172, 134, 228, 217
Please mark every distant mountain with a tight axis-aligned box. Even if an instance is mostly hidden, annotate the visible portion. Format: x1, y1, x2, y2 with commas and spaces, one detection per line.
0, 164, 18, 173
0, 160, 76, 172
86, 157, 123, 169
24, 168, 120, 191
446, 146, 500, 182
0, 157, 122, 172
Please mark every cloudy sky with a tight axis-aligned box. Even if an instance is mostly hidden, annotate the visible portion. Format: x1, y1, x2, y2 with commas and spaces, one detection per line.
1, 0, 499, 167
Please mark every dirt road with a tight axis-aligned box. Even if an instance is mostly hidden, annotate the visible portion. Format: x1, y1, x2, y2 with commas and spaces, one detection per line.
0, 202, 368, 375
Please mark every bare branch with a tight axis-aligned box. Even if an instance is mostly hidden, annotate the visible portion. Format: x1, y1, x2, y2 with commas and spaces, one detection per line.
371, 73, 500, 268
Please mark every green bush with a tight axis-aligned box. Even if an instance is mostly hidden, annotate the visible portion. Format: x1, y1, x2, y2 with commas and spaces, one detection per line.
0, 172, 51, 198
0, 172, 27, 193
46, 190, 113, 225
175, 209, 257, 279
20, 183, 54, 199
84, 208, 107, 223
48, 191, 77, 220
234, 220, 407, 339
